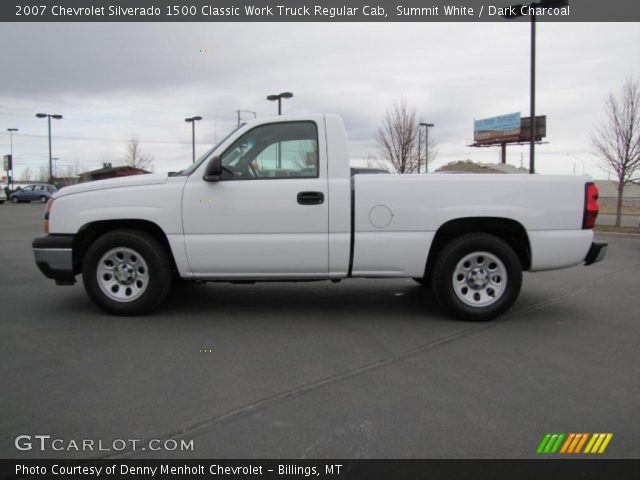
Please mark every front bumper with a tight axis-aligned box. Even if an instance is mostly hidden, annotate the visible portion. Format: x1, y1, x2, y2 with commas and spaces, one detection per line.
32, 235, 76, 285
584, 242, 608, 266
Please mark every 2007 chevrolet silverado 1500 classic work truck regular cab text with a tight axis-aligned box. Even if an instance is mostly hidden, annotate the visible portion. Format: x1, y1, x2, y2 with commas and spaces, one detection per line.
32, 114, 607, 321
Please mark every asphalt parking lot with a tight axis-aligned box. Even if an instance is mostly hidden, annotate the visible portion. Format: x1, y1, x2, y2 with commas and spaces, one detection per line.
1, 202, 638, 459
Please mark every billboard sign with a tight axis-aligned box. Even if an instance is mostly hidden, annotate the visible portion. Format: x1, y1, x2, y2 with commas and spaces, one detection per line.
520, 115, 547, 141
3, 154, 12, 171
474, 112, 521, 144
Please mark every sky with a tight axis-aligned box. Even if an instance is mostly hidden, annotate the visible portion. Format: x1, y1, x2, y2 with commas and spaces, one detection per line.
1, 21, 639, 180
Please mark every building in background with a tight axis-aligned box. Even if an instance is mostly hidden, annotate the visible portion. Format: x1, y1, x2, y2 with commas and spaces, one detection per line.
79, 163, 149, 183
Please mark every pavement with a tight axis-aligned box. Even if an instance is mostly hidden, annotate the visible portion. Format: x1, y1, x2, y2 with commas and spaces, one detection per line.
597, 213, 638, 228
0, 203, 638, 459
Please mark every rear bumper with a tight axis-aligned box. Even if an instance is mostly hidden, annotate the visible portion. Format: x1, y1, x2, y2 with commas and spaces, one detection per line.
32, 235, 76, 285
584, 242, 608, 266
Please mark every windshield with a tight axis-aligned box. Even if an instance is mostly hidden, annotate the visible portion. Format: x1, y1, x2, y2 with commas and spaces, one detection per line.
177, 123, 245, 176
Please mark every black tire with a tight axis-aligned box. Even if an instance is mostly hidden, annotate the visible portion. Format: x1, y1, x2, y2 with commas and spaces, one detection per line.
40, 195, 47, 203
11, 196, 19, 204
82, 230, 172, 315
413, 276, 430, 288
431, 233, 522, 322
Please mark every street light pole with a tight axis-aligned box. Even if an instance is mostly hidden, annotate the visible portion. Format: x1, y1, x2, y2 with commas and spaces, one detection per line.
503, 0, 569, 174
185, 116, 203, 163
529, 12, 536, 174
36, 113, 63, 183
7, 128, 18, 188
266, 92, 293, 168
419, 123, 434, 173
236, 110, 257, 126
267, 92, 293, 115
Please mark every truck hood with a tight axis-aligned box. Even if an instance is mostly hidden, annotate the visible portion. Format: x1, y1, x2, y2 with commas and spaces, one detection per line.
54, 173, 169, 198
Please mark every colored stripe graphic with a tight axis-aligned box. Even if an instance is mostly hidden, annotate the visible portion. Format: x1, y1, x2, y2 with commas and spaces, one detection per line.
539, 433, 613, 454
567, 433, 584, 453
559, 433, 575, 453
584, 433, 613, 454
574, 433, 589, 453
537, 434, 552, 454
537, 433, 565, 454
550, 433, 565, 453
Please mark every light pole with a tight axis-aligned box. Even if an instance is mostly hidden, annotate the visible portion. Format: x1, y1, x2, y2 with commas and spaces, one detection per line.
503, 0, 569, 174
185, 116, 202, 163
266, 92, 293, 115
419, 123, 434, 173
36, 113, 63, 183
236, 109, 257, 126
266, 92, 293, 168
7, 128, 18, 188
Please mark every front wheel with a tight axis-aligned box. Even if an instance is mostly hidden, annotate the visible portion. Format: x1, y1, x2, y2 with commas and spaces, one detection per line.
431, 233, 522, 322
39, 195, 47, 203
11, 196, 19, 204
82, 230, 172, 315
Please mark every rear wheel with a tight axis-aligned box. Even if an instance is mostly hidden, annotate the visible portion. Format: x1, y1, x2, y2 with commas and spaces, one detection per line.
431, 233, 522, 321
82, 230, 172, 315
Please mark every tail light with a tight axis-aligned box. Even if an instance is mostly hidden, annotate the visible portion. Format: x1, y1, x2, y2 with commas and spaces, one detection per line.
582, 182, 599, 229
44, 198, 54, 234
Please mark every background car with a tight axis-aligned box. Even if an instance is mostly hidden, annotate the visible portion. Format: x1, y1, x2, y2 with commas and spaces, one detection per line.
0, 182, 7, 204
10, 184, 57, 203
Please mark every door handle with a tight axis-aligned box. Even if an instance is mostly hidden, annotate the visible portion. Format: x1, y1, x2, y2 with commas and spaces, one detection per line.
297, 191, 325, 205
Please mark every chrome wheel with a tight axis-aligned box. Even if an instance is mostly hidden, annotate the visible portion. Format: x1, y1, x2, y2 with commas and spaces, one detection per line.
452, 251, 507, 307
97, 247, 149, 302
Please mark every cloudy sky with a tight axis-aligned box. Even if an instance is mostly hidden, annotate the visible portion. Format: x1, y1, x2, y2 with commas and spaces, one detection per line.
1, 21, 638, 180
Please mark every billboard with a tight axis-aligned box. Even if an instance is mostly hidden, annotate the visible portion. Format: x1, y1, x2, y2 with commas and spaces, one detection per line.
472, 114, 547, 146
520, 116, 547, 141
474, 112, 521, 144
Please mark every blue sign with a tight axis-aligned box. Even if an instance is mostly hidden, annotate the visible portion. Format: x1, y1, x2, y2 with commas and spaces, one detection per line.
474, 112, 521, 133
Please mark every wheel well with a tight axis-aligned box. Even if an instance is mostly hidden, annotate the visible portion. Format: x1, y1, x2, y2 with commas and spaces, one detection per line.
72, 220, 177, 274
424, 218, 531, 278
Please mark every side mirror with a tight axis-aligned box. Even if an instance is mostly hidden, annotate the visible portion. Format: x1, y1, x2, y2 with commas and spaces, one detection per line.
203, 156, 222, 182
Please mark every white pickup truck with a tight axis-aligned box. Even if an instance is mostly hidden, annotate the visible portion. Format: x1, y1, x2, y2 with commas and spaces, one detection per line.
33, 114, 606, 321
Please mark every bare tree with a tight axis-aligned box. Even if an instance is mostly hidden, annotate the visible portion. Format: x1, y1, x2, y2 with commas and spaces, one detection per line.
376, 99, 419, 173
61, 161, 86, 178
21, 167, 33, 181
376, 99, 437, 173
591, 77, 640, 226
120, 138, 154, 171
36, 165, 49, 182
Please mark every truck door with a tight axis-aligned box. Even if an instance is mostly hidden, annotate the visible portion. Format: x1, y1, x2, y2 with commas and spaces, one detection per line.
182, 120, 329, 278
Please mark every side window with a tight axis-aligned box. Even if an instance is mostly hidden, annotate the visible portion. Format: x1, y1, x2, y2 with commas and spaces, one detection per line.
220, 121, 318, 180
